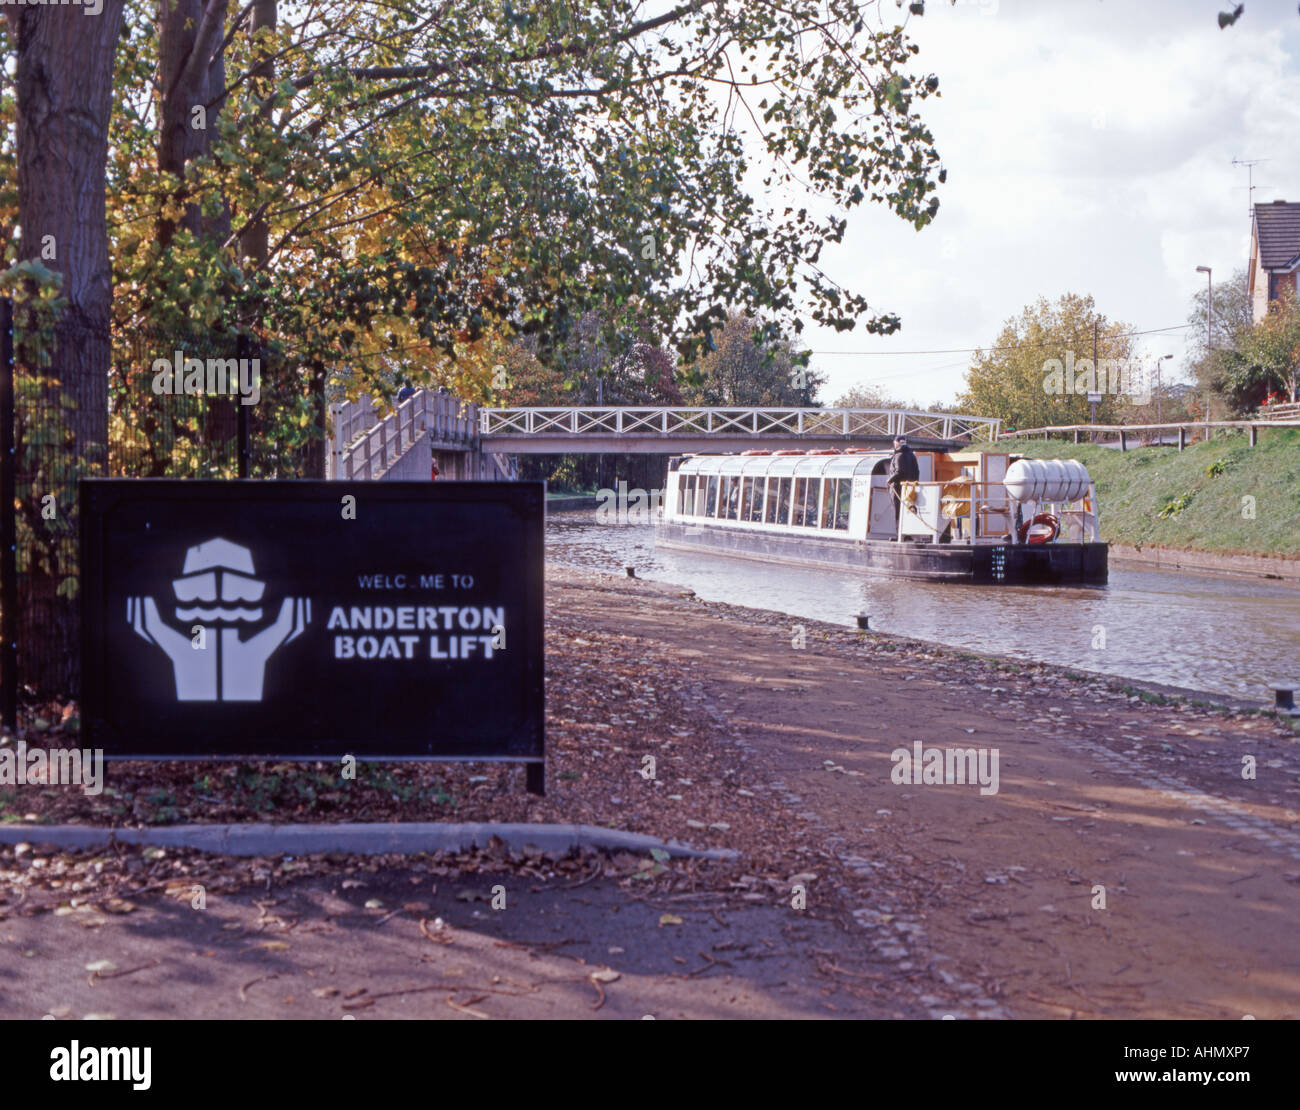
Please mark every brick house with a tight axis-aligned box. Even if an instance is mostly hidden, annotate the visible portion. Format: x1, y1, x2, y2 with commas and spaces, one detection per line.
1248, 199, 1300, 323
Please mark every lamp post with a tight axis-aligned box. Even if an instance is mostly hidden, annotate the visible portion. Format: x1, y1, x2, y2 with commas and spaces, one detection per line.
1157, 353, 1173, 427
1195, 266, 1213, 348
1196, 266, 1212, 439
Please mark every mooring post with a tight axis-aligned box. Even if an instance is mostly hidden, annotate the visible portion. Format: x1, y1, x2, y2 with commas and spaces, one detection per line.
526, 762, 545, 795
1178, 426, 1186, 452
1249, 424, 1258, 447
1272, 685, 1298, 716
1119, 430, 1127, 452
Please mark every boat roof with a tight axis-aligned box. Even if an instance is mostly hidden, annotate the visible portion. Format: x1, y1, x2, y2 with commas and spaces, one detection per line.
675, 451, 891, 478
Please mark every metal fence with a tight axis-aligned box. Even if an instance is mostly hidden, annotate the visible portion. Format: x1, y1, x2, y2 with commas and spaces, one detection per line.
480, 406, 1002, 442
1, 301, 325, 705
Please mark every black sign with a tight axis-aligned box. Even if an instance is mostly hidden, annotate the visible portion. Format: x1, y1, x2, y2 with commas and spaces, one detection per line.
80, 480, 544, 768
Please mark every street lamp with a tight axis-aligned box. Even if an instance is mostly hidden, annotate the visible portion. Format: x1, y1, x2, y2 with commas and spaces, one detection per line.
1156, 353, 1174, 425
1195, 266, 1213, 348
1196, 266, 1212, 436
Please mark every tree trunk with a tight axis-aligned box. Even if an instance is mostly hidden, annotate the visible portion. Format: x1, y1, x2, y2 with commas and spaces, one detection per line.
9, 1, 125, 696
157, 0, 230, 247
239, 0, 277, 268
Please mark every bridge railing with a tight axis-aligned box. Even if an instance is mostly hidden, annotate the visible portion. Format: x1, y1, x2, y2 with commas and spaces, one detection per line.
480, 407, 1001, 442
329, 390, 481, 479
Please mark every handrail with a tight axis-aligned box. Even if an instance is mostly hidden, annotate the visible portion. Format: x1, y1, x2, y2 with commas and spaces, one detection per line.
1000, 419, 1300, 437
329, 389, 480, 479
481, 406, 1001, 441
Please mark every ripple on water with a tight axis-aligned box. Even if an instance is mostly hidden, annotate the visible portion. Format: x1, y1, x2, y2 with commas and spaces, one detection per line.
545, 512, 1300, 702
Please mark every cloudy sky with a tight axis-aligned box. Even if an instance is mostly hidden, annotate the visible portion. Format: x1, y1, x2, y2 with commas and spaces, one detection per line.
798, 0, 1300, 408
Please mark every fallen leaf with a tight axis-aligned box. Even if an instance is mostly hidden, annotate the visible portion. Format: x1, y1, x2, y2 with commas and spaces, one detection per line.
658, 913, 684, 927
84, 959, 117, 974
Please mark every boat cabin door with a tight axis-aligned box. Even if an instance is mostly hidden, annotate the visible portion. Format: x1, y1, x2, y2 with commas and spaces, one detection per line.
865, 454, 933, 538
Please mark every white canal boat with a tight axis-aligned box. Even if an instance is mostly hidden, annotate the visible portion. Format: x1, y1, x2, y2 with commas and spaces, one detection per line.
656, 448, 1107, 584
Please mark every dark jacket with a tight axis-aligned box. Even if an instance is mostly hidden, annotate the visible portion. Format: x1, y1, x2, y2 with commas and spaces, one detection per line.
887, 445, 919, 487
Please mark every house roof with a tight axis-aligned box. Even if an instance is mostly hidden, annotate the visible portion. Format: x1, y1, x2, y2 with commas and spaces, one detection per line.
1253, 200, 1300, 270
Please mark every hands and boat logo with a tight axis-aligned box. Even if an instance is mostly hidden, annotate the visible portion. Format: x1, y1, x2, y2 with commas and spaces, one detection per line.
127, 538, 310, 701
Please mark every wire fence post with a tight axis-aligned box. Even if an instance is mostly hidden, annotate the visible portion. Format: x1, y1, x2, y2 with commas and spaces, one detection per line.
0, 298, 16, 729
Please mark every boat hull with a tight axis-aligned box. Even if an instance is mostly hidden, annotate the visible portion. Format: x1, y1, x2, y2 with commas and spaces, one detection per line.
655, 520, 1108, 585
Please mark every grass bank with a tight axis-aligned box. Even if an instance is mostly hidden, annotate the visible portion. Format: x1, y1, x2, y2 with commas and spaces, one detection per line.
980, 427, 1300, 558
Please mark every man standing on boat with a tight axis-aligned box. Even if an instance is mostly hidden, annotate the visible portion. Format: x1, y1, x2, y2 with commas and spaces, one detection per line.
887, 435, 919, 538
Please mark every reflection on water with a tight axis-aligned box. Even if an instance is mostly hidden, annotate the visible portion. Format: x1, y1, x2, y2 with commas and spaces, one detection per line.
546, 511, 1300, 701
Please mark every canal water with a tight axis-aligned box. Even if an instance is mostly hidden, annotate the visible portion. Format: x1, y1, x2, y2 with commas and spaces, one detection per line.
546, 512, 1300, 702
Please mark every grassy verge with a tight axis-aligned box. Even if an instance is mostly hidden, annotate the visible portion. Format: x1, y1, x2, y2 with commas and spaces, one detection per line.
977, 427, 1300, 557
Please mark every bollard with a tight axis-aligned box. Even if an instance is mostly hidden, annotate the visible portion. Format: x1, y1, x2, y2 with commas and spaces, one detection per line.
625, 565, 636, 579
856, 613, 870, 630
1270, 684, 1298, 716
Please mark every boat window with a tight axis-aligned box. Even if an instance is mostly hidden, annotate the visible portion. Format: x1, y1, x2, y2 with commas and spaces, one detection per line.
705, 475, 720, 517
835, 478, 852, 530
764, 479, 781, 523
679, 475, 694, 516
693, 476, 708, 516
819, 479, 836, 529
723, 475, 742, 519
746, 477, 765, 522
791, 479, 807, 526
794, 478, 819, 527
773, 478, 792, 524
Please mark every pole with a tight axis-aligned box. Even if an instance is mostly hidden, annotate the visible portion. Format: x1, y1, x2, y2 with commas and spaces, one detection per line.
0, 298, 16, 731
1091, 318, 1099, 441
1092, 318, 1099, 400
1206, 271, 1213, 351
1197, 266, 1213, 442
236, 334, 251, 478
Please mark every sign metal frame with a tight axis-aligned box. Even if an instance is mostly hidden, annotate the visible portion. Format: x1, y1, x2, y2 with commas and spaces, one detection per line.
79, 479, 545, 791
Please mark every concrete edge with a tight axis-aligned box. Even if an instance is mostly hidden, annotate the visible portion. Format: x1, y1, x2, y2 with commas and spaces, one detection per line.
0, 822, 740, 861
545, 495, 601, 512
1110, 544, 1300, 584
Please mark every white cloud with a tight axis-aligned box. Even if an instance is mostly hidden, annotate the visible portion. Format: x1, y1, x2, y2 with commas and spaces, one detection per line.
800, 0, 1300, 407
